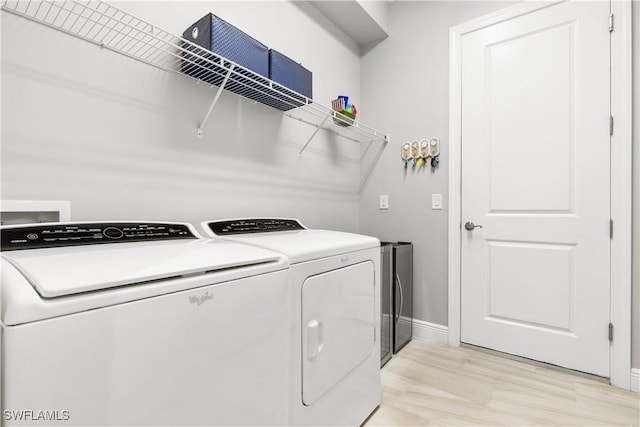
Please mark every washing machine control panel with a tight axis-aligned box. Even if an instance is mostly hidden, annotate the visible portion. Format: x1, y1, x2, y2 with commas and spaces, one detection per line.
208, 218, 306, 235
1, 222, 197, 251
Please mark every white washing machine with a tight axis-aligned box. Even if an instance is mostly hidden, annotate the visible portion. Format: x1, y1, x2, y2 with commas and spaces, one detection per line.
200, 218, 381, 426
0, 221, 291, 426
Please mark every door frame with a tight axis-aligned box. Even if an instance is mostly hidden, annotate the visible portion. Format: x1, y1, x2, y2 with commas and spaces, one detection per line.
447, 0, 633, 389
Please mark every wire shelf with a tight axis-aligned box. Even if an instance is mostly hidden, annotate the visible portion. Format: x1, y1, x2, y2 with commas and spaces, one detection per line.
1, 0, 389, 146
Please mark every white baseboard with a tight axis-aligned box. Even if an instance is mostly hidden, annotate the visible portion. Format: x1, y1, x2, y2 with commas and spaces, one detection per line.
411, 319, 449, 344
631, 368, 640, 392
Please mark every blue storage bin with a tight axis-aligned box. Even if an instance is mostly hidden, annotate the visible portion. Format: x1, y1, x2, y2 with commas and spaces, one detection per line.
182, 13, 269, 78
269, 49, 313, 100
182, 13, 274, 106
181, 14, 309, 111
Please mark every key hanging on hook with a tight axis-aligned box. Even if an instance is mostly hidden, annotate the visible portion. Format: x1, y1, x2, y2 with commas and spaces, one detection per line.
431, 154, 440, 169
420, 138, 430, 167
410, 140, 420, 168
428, 137, 440, 170
401, 141, 411, 169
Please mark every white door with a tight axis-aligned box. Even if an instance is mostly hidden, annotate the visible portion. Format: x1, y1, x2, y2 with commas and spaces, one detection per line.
460, 1, 610, 377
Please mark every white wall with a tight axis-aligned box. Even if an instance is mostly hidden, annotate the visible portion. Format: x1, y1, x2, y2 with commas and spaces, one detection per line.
1, 1, 362, 231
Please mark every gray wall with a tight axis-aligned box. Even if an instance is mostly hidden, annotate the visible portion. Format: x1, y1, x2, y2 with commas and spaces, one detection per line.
1, 1, 363, 231
359, 1, 515, 325
359, 1, 638, 370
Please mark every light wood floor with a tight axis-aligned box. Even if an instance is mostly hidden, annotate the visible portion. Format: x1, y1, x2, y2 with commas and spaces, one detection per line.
365, 340, 639, 426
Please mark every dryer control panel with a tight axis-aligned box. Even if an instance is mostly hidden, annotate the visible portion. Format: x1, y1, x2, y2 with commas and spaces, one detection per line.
208, 218, 306, 235
1, 222, 197, 251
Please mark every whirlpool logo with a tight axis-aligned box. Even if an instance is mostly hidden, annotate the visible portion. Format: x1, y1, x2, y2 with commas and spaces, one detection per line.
189, 291, 213, 306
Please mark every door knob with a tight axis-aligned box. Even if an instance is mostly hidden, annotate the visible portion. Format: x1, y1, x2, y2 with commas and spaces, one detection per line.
464, 222, 483, 231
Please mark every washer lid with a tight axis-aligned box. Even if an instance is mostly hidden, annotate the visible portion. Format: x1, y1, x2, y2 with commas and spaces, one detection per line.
202, 220, 379, 263
2, 239, 283, 298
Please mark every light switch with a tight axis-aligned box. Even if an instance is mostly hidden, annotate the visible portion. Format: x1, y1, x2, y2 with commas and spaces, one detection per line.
432, 193, 442, 210
379, 195, 389, 210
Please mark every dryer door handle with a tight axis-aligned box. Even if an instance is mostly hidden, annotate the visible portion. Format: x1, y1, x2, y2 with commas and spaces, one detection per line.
307, 319, 324, 361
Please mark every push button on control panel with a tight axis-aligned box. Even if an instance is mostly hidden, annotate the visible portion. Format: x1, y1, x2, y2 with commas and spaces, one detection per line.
103, 227, 124, 239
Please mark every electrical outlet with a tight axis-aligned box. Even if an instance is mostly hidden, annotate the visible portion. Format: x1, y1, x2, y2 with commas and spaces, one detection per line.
379, 195, 389, 210
432, 193, 442, 210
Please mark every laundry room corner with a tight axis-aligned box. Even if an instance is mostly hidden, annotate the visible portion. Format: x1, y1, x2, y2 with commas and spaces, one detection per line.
358, 1, 517, 335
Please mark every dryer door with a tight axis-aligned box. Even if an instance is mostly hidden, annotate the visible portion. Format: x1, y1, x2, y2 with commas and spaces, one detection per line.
301, 261, 375, 405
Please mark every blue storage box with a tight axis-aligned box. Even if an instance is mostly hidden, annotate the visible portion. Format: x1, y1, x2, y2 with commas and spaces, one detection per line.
181, 14, 309, 111
269, 49, 312, 100
182, 13, 272, 104
183, 13, 268, 78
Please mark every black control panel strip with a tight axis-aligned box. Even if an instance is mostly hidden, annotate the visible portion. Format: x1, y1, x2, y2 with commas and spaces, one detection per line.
1, 223, 197, 251
208, 219, 306, 235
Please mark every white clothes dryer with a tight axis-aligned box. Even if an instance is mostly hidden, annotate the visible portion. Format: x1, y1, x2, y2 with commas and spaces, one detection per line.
0, 221, 291, 426
200, 218, 381, 426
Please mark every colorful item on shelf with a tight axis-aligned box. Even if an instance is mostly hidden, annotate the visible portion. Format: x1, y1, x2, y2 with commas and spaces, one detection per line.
333, 110, 355, 127
331, 95, 357, 127
332, 98, 345, 111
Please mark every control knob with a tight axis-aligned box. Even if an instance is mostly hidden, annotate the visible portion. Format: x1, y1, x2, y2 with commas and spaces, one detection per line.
103, 227, 124, 239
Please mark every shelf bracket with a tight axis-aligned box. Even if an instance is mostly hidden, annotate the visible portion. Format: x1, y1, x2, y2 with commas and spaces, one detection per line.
197, 64, 235, 138
360, 134, 390, 193
360, 139, 374, 161
298, 115, 329, 158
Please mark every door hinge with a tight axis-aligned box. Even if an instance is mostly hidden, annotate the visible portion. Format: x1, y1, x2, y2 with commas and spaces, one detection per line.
609, 115, 614, 136
609, 13, 614, 32
609, 323, 614, 342
610, 219, 613, 239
